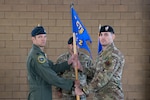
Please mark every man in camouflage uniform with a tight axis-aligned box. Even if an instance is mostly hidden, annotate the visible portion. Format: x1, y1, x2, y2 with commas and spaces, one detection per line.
77, 25, 125, 100
56, 36, 93, 100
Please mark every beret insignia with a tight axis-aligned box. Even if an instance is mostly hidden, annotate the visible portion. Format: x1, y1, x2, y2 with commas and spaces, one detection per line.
38, 55, 46, 63
105, 26, 109, 31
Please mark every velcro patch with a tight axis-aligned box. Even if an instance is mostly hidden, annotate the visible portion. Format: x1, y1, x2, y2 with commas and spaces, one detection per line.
38, 55, 46, 63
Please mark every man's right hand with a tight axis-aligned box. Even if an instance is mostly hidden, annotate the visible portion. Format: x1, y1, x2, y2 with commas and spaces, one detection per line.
75, 86, 84, 96
68, 54, 83, 71
56, 90, 62, 98
68, 54, 76, 65
74, 80, 84, 96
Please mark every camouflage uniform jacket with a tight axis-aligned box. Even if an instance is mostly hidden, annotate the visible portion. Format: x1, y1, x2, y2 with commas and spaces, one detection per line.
85, 43, 125, 100
56, 51, 93, 96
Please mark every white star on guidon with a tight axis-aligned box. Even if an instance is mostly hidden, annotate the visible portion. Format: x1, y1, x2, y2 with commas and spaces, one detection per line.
74, 16, 77, 19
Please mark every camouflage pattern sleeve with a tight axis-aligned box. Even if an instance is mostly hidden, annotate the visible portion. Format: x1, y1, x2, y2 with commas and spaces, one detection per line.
56, 52, 70, 64
78, 52, 95, 83
83, 64, 95, 83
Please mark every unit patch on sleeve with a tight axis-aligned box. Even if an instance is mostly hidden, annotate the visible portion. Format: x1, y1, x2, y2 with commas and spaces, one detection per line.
38, 55, 46, 63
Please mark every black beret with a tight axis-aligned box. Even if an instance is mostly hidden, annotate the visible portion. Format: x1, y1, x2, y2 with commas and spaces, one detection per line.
99, 25, 114, 34
68, 36, 73, 44
31, 25, 46, 36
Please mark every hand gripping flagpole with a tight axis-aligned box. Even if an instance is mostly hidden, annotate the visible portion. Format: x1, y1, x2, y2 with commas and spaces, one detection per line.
73, 33, 80, 100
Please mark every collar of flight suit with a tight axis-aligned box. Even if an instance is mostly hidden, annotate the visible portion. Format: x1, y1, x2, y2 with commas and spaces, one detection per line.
32, 44, 46, 56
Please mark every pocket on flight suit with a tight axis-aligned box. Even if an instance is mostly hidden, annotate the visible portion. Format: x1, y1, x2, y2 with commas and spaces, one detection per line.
28, 89, 40, 100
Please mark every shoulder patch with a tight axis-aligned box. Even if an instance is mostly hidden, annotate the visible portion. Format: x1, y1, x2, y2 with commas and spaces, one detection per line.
38, 55, 46, 63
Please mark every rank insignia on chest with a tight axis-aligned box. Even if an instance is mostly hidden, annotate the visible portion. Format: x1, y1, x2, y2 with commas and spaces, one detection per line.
104, 59, 113, 70
38, 55, 46, 63
105, 60, 111, 66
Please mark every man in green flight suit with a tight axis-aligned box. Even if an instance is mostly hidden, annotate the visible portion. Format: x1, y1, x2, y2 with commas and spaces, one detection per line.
26, 25, 82, 100
55, 36, 94, 100
76, 25, 125, 100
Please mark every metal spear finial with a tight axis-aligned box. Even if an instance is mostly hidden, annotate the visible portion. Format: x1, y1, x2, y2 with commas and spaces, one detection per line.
70, 2, 74, 8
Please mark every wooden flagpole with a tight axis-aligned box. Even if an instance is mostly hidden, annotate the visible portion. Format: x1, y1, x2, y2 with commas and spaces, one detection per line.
98, 24, 101, 37
73, 33, 80, 100
98, 24, 101, 54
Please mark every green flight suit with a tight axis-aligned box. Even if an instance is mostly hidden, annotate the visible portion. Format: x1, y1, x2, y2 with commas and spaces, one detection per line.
26, 44, 74, 100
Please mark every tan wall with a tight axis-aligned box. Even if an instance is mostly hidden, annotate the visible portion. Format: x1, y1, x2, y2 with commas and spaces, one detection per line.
0, 0, 150, 100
